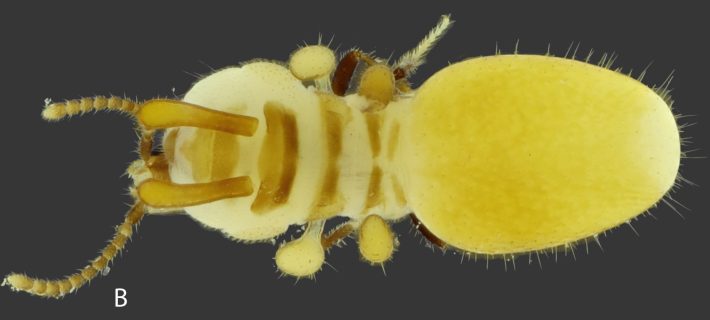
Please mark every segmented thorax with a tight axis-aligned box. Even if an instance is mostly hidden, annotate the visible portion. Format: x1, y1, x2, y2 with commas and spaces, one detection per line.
163, 61, 411, 241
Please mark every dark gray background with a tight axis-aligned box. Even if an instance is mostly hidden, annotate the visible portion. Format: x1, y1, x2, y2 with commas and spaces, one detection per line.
1, 1, 707, 318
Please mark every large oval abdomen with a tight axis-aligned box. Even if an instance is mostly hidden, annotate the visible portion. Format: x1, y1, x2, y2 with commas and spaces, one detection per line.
402, 54, 680, 254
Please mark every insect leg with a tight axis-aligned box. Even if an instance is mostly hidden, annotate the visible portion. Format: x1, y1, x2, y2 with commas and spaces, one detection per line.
2, 202, 146, 298
410, 213, 448, 249
331, 50, 378, 96
321, 222, 355, 250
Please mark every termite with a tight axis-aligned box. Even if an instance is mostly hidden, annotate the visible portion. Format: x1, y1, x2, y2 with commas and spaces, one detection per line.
3, 14, 684, 298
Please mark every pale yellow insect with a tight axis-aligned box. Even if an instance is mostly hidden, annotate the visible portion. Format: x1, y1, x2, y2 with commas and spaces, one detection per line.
3, 15, 683, 298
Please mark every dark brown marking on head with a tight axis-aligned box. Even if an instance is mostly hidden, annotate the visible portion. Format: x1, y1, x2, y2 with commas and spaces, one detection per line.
251, 102, 298, 213
277, 110, 299, 202
410, 213, 448, 249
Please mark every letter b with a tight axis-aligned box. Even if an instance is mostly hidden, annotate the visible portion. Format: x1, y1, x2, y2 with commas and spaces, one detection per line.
115, 288, 127, 307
